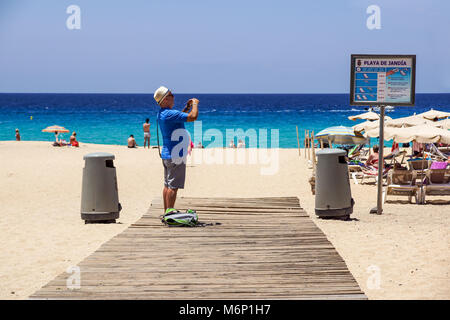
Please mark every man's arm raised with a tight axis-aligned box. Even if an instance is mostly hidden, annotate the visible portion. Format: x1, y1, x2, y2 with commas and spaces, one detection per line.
186, 98, 199, 122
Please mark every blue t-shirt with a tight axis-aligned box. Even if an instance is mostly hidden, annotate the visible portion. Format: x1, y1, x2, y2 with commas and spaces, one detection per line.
157, 108, 189, 160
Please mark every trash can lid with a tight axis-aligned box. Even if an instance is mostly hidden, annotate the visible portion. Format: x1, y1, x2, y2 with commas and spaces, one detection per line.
316, 148, 346, 156
83, 152, 115, 160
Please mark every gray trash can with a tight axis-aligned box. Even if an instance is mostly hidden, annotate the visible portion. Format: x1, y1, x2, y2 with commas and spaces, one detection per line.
81, 152, 121, 223
315, 148, 354, 219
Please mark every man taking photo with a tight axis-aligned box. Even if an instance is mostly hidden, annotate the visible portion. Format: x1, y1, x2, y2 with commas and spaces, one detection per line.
154, 86, 199, 215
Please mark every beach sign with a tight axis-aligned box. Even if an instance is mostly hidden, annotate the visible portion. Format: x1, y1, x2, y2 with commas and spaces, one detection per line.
350, 54, 416, 106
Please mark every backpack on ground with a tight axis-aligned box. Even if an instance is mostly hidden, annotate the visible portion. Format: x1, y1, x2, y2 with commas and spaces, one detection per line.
161, 209, 198, 227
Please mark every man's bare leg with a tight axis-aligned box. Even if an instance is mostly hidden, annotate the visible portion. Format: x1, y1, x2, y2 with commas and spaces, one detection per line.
166, 188, 178, 210
163, 186, 168, 212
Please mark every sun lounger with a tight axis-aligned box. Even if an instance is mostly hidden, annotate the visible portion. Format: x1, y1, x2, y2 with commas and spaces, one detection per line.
425, 144, 449, 161
382, 169, 419, 203
407, 158, 431, 183
384, 149, 407, 166
407, 158, 431, 170
352, 166, 391, 185
348, 144, 367, 160
348, 164, 364, 184
421, 168, 450, 203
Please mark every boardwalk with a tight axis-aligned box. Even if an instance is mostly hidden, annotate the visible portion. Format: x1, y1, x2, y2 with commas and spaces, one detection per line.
30, 197, 366, 299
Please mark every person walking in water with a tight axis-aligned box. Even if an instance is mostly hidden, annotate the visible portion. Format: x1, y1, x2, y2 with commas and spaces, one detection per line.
143, 118, 151, 148
153, 86, 199, 214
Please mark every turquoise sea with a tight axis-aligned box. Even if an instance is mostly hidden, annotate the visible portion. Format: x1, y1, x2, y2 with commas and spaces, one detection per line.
1, 93, 449, 148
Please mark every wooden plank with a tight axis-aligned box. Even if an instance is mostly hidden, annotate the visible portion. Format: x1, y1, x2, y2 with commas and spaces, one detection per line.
30, 197, 366, 300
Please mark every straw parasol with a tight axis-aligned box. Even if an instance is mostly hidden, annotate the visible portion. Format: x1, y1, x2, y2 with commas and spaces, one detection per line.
432, 118, 450, 130
366, 124, 450, 144
316, 126, 367, 145
348, 111, 392, 121
417, 108, 450, 120
42, 125, 70, 133
353, 120, 381, 132
384, 115, 434, 128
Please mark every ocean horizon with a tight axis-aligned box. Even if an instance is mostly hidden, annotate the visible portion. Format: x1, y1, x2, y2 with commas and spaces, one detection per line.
1, 93, 449, 148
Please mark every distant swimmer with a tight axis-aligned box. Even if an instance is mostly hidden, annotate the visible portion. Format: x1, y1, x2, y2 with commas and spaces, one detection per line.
362, 95, 367, 100
363, 74, 369, 79
356, 94, 362, 100
359, 88, 365, 93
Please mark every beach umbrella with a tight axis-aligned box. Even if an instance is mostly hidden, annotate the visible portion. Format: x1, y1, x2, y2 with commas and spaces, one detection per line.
361, 115, 434, 133
417, 108, 450, 120
315, 125, 367, 145
348, 111, 391, 121
432, 118, 450, 130
385, 115, 434, 128
366, 124, 450, 144
353, 121, 371, 132
353, 119, 390, 132
42, 125, 70, 133
354, 119, 386, 132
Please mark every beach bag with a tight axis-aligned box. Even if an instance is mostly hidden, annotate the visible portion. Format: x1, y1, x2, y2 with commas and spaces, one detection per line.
161, 209, 198, 227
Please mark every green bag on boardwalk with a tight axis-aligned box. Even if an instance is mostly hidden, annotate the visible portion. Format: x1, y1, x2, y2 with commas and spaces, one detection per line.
161, 209, 198, 227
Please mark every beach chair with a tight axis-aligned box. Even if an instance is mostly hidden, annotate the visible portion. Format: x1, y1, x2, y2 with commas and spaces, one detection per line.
407, 158, 431, 171
421, 168, 450, 203
384, 149, 407, 167
407, 158, 431, 182
348, 144, 365, 160
348, 163, 364, 184
352, 166, 391, 185
382, 169, 419, 203
425, 144, 449, 161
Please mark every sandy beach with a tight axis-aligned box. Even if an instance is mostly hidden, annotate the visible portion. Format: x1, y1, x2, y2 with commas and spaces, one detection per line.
0, 141, 449, 300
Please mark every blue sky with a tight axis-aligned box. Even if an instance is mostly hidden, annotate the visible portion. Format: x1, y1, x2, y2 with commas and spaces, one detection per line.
0, 0, 449, 93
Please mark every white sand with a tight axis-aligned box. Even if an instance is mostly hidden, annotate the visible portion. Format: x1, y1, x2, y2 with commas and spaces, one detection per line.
0, 141, 449, 299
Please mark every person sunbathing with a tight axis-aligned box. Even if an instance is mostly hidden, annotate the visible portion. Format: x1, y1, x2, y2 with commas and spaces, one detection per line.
52, 132, 68, 147
365, 145, 380, 168
70, 132, 79, 147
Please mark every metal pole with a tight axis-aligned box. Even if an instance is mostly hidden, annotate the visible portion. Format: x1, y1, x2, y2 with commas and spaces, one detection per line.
372, 105, 385, 215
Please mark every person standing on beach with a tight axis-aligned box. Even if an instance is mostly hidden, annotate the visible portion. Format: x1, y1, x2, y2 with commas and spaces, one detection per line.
15, 129, 20, 141
143, 118, 151, 148
154, 86, 199, 214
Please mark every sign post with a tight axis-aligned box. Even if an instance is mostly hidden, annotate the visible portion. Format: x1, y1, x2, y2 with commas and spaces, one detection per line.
349, 54, 416, 215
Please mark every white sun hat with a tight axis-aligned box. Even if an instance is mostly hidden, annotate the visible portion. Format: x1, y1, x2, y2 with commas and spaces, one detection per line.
154, 86, 170, 105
